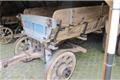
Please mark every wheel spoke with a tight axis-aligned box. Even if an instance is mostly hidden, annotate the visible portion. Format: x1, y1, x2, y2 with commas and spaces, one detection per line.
4, 29, 8, 34
19, 41, 25, 46
17, 47, 24, 52
3, 37, 8, 42
66, 58, 73, 65
24, 38, 29, 44
0, 38, 4, 42
5, 34, 12, 38
18, 45, 27, 51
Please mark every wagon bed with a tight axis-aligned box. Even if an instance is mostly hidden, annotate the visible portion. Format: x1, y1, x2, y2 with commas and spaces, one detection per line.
22, 5, 109, 43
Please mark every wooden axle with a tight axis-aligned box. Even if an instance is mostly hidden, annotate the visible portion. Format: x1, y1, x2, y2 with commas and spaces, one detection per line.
0, 50, 42, 69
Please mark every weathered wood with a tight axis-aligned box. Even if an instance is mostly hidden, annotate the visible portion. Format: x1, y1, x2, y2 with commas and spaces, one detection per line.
53, 5, 109, 27
52, 5, 109, 42
23, 7, 56, 17
101, 3, 120, 79
64, 45, 87, 53
0, 50, 42, 69
105, 0, 113, 7
1, 16, 19, 24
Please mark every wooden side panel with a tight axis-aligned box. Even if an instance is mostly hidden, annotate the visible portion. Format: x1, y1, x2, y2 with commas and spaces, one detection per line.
53, 5, 109, 27
56, 24, 85, 41
54, 5, 109, 42
23, 7, 56, 17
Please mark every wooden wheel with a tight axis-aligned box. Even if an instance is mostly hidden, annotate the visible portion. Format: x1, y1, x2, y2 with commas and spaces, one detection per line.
14, 36, 31, 54
14, 36, 41, 62
14, 36, 33, 62
45, 51, 76, 80
0, 27, 13, 44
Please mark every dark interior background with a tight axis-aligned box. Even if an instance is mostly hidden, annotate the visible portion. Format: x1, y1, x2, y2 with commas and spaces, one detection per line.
0, 1, 106, 17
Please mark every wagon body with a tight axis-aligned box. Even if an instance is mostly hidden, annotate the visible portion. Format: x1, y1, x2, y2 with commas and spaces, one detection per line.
21, 5, 109, 43
21, 15, 60, 43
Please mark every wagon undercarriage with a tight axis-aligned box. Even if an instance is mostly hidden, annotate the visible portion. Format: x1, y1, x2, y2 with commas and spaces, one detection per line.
0, 38, 87, 80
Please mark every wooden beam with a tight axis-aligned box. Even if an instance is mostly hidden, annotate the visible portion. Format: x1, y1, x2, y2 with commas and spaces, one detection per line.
105, 0, 113, 7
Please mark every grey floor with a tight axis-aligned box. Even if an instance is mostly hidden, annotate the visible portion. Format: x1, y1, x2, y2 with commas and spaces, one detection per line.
0, 34, 120, 80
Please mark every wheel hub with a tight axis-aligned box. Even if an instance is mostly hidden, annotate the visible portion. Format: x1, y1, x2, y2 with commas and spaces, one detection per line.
63, 67, 71, 78
57, 63, 71, 79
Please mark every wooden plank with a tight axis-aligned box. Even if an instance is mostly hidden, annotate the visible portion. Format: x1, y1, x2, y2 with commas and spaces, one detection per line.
53, 5, 109, 42
105, 0, 113, 7
53, 5, 109, 27
101, 7, 112, 80
56, 46, 87, 54
60, 47, 87, 53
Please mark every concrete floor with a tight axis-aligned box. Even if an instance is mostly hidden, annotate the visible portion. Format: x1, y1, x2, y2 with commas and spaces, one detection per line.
0, 34, 120, 80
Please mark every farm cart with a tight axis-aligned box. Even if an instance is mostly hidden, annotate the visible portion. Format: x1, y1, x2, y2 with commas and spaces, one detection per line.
0, 15, 23, 44
0, 5, 109, 80
14, 4, 109, 55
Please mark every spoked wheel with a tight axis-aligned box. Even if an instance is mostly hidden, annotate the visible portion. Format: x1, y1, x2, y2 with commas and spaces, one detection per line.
45, 51, 76, 80
14, 36, 31, 54
14, 36, 32, 62
0, 27, 13, 44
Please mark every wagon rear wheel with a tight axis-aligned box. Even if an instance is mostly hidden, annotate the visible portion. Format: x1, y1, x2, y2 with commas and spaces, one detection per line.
0, 27, 13, 44
45, 51, 76, 80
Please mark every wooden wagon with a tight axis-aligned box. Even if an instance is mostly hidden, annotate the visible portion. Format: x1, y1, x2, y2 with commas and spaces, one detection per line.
0, 4, 109, 80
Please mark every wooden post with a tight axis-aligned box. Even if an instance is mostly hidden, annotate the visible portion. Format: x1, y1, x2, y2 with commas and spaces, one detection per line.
102, 0, 120, 80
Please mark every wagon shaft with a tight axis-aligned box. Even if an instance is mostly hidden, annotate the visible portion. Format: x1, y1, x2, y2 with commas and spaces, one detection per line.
0, 50, 42, 69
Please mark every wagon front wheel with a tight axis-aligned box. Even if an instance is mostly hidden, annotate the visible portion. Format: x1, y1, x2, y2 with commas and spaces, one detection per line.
14, 36, 31, 54
45, 51, 76, 80
14, 36, 33, 62
0, 27, 13, 44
